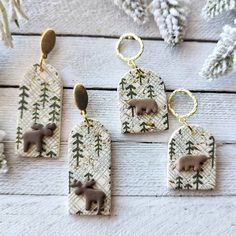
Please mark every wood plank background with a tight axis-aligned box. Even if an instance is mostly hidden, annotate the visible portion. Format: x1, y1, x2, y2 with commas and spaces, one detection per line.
1, 1, 236, 235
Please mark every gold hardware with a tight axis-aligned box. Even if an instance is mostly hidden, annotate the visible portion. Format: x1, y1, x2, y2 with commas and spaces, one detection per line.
168, 89, 198, 134
39, 28, 56, 72
116, 33, 144, 69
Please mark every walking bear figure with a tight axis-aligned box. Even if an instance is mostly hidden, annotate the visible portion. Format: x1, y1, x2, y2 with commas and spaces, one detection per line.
128, 98, 158, 115
23, 123, 57, 152
176, 155, 208, 171
71, 179, 106, 215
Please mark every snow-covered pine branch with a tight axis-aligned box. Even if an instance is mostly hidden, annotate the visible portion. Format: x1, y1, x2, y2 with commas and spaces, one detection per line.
200, 23, 236, 80
202, 0, 236, 19
150, 0, 189, 46
113, 0, 149, 24
0, 0, 28, 48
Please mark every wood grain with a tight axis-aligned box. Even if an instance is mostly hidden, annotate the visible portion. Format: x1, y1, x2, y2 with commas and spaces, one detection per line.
1, 36, 236, 91
0, 141, 235, 196
1, 194, 235, 236
0, 88, 235, 143
11, 0, 234, 41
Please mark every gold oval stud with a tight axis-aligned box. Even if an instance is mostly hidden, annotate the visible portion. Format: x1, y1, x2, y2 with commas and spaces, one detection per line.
73, 83, 88, 112
41, 29, 56, 57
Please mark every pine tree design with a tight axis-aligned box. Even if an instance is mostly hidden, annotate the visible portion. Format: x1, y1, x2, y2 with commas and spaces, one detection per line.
76, 210, 83, 215
184, 183, 193, 190
169, 138, 176, 160
209, 136, 215, 168
140, 122, 148, 132
122, 121, 130, 133
32, 102, 40, 123
47, 150, 56, 158
84, 172, 93, 180
193, 171, 203, 190
40, 82, 49, 108
128, 105, 135, 117
16, 126, 23, 149
18, 85, 30, 119
147, 84, 156, 98
72, 133, 83, 167
186, 140, 194, 155
95, 133, 102, 157
49, 96, 61, 122
69, 171, 74, 194
162, 113, 169, 130
119, 78, 127, 90
136, 71, 145, 85
126, 84, 137, 99
175, 176, 183, 189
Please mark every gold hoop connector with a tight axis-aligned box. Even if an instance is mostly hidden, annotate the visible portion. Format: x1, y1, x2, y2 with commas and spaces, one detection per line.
168, 89, 198, 131
116, 33, 144, 68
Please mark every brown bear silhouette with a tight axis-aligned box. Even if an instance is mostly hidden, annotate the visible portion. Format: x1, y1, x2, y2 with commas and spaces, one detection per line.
176, 155, 208, 171
71, 179, 106, 215
23, 123, 57, 152
128, 98, 158, 115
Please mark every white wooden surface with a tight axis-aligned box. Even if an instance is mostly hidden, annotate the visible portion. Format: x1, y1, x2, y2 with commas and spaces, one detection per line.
0, 1, 236, 235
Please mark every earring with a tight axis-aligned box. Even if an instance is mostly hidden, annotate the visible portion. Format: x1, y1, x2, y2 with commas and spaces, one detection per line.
15, 29, 63, 158
68, 84, 111, 216
167, 89, 216, 190
116, 33, 169, 134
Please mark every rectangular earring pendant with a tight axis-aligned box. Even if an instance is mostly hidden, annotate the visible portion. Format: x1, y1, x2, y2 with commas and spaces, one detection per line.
15, 64, 63, 158
167, 125, 216, 190
68, 119, 111, 216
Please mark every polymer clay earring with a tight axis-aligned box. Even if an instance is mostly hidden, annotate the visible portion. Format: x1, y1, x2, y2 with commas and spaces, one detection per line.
0, 130, 8, 173
167, 89, 216, 190
68, 84, 111, 216
15, 29, 63, 158
116, 33, 168, 133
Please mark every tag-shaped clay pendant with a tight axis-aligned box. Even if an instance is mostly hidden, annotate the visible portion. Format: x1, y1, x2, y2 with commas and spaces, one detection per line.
16, 64, 63, 158
118, 68, 168, 133
0, 130, 8, 173
167, 125, 216, 190
68, 84, 111, 215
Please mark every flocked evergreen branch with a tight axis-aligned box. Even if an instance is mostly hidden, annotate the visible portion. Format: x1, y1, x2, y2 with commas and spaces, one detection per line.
150, 0, 190, 46
202, 0, 236, 19
0, 0, 28, 48
200, 22, 236, 80
113, 0, 149, 24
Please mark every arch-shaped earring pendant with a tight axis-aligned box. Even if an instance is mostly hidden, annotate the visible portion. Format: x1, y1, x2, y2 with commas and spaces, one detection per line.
15, 29, 63, 158
167, 89, 216, 190
116, 33, 169, 133
68, 84, 111, 216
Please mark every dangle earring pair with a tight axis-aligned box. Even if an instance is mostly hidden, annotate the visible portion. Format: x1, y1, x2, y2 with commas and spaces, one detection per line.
116, 33, 216, 190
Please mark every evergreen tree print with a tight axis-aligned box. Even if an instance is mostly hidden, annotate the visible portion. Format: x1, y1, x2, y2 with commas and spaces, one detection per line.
49, 96, 60, 122
140, 122, 148, 132
72, 133, 83, 167
95, 133, 102, 157
47, 150, 56, 158
175, 176, 183, 189
119, 78, 127, 90
32, 102, 40, 123
147, 84, 156, 98
128, 105, 135, 117
184, 183, 193, 190
169, 138, 176, 160
16, 126, 23, 149
136, 71, 145, 85
193, 171, 203, 190
40, 82, 49, 108
18, 85, 29, 119
84, 172, 93, 180
76, 210, 83, 215
126, 84, 137, 99
209, 136, 215, 168
69, 171, 74, 193
123, 121, 130, 133
186, 140, 194, 154
163, 113, 169, 130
